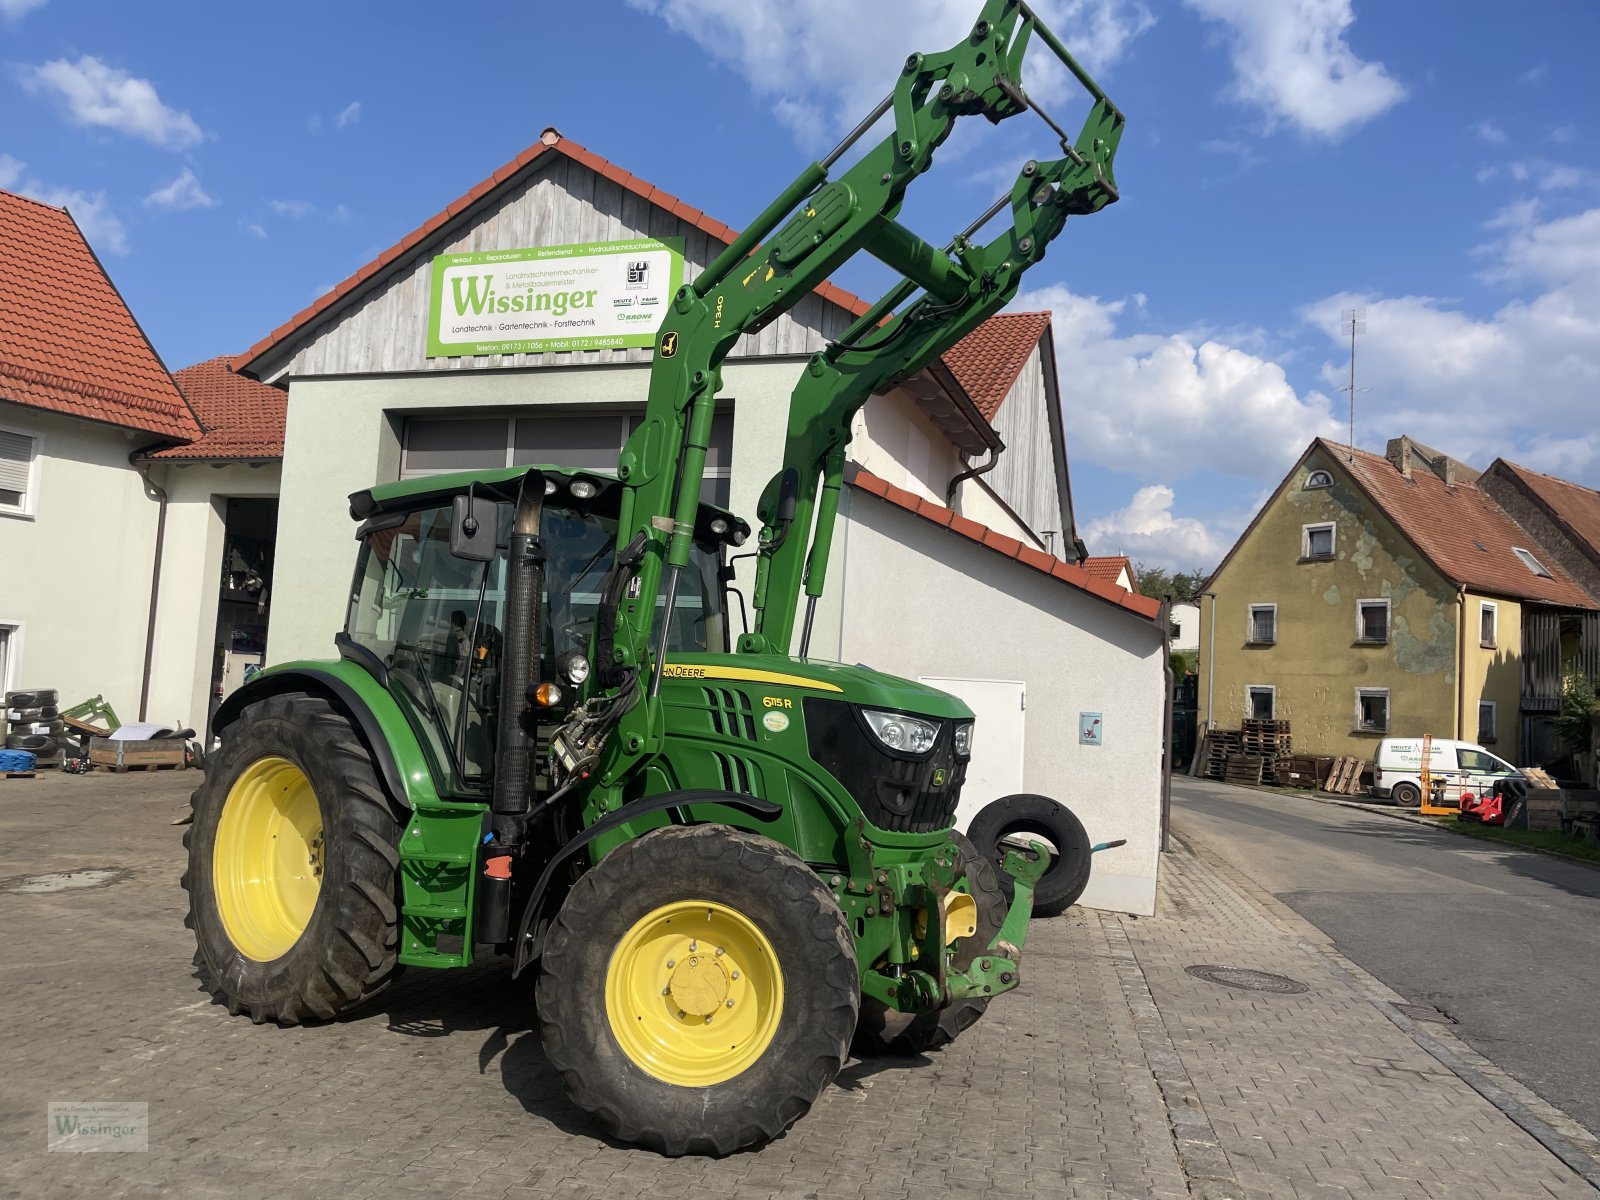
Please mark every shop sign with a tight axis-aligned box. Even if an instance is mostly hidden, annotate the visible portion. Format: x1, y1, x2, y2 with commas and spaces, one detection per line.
426, 237, 683, 357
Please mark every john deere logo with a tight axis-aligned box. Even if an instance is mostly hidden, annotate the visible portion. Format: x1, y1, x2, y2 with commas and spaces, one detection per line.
931, 768, 948, 788
660, 331, 678, 358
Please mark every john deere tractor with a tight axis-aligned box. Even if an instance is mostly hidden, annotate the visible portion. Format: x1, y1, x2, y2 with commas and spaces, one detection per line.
185, 0, 1123, 1155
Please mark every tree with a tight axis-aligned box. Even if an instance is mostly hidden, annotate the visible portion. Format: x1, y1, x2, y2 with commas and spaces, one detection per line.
1133, 561, 1208, 601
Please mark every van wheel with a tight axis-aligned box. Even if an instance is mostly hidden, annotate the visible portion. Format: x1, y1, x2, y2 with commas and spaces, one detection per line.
1390, 782, 1421, 808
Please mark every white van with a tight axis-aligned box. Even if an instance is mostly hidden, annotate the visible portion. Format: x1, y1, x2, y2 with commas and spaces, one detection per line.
1372, 737, 1525, 807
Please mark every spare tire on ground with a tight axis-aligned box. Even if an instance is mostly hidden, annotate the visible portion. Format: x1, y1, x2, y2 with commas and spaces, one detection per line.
5, 733, 57, 753
5, 689, 58, 709
966, 793, 1093, 917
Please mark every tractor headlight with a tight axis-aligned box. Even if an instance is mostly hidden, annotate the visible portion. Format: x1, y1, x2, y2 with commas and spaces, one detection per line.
862, 709, 939, 756
556, 650, 590, 686
953, 722, 973, 758
569, 477, 598, 500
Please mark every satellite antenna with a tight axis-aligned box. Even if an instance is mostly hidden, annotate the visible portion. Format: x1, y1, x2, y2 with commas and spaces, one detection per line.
1341, 307, 1368, 459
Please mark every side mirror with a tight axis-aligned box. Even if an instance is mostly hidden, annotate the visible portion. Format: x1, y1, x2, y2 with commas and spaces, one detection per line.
450, 494, 498, 561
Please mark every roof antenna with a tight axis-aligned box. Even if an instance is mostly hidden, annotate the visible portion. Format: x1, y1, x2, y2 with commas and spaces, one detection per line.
1341, 307, 1368, 462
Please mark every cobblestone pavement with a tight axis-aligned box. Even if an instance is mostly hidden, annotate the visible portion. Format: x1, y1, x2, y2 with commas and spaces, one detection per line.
0, 769, 1594, 1198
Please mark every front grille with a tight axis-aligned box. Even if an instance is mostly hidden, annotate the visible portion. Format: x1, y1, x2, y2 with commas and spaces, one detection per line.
803, 698, 965, 833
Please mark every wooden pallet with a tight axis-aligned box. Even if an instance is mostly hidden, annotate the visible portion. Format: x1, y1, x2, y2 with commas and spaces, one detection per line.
1224, 753, 1265, 786
1523, 767, 1558, 789
102, 762, 184, 774
2, 771, 37, 780
1322, 756, 1367, 795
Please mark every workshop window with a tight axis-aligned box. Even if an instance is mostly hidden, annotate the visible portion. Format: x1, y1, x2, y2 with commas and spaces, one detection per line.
1247, 686, 1276, 720
1479, 701, 1496, 744
1480, 602, 1497, 649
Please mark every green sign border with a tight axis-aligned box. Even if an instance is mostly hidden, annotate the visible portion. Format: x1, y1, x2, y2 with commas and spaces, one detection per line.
426, 237, 684, 358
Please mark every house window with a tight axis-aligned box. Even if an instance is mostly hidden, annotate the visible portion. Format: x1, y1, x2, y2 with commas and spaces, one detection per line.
1247, 686, 1276, 720
1479, 601, 1497, 648
1478, 700, 1496, 743
1302, 522, 1335, 560
0, 427, 38, 517
1247, 604, 1277, 645
1511, 547, 1552, 579
1305, 469, 1333, 489
1357, 599, 1390, 643
1356, 688, 1390, 732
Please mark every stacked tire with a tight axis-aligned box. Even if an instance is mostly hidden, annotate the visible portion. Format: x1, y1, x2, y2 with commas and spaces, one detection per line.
6, 688, 63, 769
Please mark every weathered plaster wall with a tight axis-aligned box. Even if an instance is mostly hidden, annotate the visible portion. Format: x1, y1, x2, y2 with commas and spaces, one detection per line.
1461, 591, 1523, 759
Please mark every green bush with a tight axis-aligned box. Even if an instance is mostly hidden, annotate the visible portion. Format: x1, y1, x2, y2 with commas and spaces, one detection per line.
1555, 672, 1600, 755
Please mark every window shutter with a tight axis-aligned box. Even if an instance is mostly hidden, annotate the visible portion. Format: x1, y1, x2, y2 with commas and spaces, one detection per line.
0, 430, 32, 494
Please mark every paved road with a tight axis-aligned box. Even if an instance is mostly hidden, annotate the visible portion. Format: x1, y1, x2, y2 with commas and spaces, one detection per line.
1173, 775, 1600, 1139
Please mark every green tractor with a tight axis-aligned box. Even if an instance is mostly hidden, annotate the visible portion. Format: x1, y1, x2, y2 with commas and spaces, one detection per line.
184, 0, 1123, 1156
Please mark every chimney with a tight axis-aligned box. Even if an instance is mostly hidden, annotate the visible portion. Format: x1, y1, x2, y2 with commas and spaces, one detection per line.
1441, 457, 1457, 488
1386, 436, 1413, 481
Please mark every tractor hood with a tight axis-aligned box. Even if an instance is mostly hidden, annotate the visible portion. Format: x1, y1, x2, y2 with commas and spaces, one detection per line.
660, 654, 973, 720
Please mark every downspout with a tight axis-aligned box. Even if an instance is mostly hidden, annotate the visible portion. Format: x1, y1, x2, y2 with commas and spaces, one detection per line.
1456, 584, 1467, 741
945, 444, 1001, 506
1204, 592, 1217, 731
132, 453, 169, 723
1160, 597, 1174, 852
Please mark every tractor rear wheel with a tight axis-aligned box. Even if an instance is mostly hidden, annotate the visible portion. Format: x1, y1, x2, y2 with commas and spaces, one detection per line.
183, 692, 403, 1024
852, 831, 1005, 1056
537, 823, 858, 1156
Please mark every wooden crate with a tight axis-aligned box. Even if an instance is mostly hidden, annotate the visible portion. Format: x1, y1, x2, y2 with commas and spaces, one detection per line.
89, 737, 187, 771
1524, 789, 1564, 833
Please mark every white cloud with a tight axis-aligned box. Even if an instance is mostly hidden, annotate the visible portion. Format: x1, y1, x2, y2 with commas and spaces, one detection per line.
244, 222, 267, 239
17, 56, 204, 149
0, 0, 47, 20
625, 0, 1152, 143
335, 101, 361, 128
1299, 203, 1600, 484
1081, 484, 1236, 571
1184, 0, 1405, 138
269, 198, 316, 218
144, 167, 216, 211
0, 154, 129, 254
1014, 282, 1342, 481
1474, 119, 1506, 145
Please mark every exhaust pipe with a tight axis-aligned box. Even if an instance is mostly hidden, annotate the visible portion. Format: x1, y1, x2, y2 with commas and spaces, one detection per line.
492, 471, 546, 819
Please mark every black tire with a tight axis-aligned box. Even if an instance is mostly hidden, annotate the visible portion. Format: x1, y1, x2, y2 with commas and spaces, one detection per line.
968, 794, 1093, 917
5, 688, 57, 709
11, 720, 65, 736
538, 823, 859, 1156
1390, 782, 1422, 808
853, 830, 1005, 1056
182, 692, 403, 1025
7, 706, 58, 723
5, 733, 57, 753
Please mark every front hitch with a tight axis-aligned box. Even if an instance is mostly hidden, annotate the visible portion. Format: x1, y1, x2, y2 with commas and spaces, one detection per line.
942, 837, 1049, 1003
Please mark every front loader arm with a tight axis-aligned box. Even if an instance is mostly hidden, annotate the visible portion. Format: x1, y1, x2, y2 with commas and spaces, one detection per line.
582, 0, 1123, 794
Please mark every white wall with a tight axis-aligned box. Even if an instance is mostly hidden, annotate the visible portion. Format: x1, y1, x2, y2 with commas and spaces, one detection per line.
835, 492, 1166, 915
1171, 601, 1200, 653
0, 404, 160, 718
144, 461, 282, 730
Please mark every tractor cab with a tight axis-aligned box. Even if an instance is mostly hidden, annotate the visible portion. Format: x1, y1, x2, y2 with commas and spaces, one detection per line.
342, 466, 748, 797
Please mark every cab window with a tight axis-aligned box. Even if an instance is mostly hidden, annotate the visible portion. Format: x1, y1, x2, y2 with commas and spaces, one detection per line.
1458, 749, 1515, 775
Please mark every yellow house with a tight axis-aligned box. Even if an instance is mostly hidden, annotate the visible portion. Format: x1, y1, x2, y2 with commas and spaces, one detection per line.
1199, 437, 1597, 764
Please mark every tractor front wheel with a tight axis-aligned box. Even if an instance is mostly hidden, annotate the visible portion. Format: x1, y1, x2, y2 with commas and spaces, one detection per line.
537, 823, 858, 1156
183, 692, 403, 1024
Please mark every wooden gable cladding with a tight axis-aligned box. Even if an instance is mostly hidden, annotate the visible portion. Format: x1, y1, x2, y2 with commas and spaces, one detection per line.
254, 154, 852, 382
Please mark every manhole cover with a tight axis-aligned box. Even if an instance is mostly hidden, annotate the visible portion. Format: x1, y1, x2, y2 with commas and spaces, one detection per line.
1395, 1003, 1456, 1024
0, 868, 129, 895
1184, 964, 1309, 994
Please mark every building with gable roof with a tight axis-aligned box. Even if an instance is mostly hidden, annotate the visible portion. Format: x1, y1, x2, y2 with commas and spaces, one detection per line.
1199, 435, 1600, 767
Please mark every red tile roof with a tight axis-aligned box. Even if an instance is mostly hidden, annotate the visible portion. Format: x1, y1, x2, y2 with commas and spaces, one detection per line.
150, 356, 285, 460
943, 311, 1051, 420
1330, 439, 1594, 608
1082, 555, 1132, 584
847, 466, 1162, 621
0, 189, 200, 441
1496, 460, 1600, 558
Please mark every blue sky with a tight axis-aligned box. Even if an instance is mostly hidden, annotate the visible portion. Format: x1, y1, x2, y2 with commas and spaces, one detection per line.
4, 0, 1599, 570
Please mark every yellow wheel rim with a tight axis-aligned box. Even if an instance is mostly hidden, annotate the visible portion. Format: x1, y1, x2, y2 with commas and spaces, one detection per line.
212, 756, 324, 962
605, 900, 784, 1087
